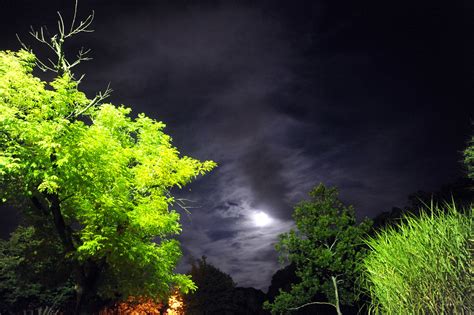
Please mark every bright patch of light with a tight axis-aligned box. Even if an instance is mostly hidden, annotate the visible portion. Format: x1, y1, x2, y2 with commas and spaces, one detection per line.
252, 211, 272, 227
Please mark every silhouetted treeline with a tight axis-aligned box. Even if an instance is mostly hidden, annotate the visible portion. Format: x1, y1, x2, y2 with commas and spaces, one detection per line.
372, 177, 473, 230
184, 256, 268, 315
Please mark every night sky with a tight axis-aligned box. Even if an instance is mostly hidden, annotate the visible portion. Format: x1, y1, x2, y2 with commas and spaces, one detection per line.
0, 0, 473, 290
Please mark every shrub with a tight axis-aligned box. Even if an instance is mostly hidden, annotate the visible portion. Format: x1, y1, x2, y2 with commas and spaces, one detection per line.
361, 203, 473, 314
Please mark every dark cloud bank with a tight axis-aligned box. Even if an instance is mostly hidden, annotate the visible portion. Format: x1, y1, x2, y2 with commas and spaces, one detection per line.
0, 0, 473, 290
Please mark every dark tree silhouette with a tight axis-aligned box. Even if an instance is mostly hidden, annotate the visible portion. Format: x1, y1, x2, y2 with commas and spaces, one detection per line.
184, 256, 237, 314
0, 224, 75, 312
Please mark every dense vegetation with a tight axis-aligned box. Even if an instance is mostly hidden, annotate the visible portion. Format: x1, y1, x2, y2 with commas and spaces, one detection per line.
362, 204, 473, 314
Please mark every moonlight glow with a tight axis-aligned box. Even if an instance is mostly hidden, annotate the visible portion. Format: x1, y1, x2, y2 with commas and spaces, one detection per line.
252, 211, 272, 227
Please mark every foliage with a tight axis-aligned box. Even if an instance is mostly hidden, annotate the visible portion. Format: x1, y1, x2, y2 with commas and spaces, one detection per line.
0, 225, 75, 312
361, 203, 473, 314
266, 263, 299, 304
184, 256, 237, 314
465, 134, 474, 180
264, 184, 372, 314
0, 47, 215, 310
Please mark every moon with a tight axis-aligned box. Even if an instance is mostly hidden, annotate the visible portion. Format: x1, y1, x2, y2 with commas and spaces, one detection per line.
252, 211, 272, 227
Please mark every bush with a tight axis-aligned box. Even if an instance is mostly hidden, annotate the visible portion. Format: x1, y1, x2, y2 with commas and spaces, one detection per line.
361, 203, 473, 314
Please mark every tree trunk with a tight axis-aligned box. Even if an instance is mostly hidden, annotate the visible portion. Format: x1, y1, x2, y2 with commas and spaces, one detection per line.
74, 281, 85, 315
47, 193, 75, 252
45, 193, 88, 314
75, 258, 105, 314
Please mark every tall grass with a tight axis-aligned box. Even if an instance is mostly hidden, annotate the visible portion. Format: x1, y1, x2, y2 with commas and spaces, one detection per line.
361, 203, 473, 314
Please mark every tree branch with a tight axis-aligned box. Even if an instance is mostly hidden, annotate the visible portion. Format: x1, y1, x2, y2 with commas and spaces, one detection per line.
286, 276, 343, 314
21, 1, 94, 76
31, 196, 49, 215
17, 1, 111, 120
332, 275, 342, 315
70, 0, 79, 34
288, 301, 337, 311
66, 83, 112, 119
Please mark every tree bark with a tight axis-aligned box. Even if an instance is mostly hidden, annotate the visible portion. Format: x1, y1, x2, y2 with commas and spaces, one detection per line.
47, 193, 75, 252
31, 193, 103, 314
45, 193, 84, 314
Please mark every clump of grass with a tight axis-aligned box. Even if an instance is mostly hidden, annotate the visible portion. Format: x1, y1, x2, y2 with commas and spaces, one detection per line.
361, 203, 473, 314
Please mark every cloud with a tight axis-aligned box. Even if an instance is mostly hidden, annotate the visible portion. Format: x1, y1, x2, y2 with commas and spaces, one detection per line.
179, 209, 294, 290
79, 3, 421, 289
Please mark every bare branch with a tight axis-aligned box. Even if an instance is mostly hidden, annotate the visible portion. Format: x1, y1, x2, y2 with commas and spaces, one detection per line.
15, 34, 29, 51
76, 74, 85, 84
35, 57, 56, 72
47, 58, 56, 67
328, 236, 338, 252
78, 47, 91, 58
67, 83, 113, 119
69, 47, 92, 69
57, 12, 66, 37
286, 276, 343, 314
288, 301, 337, 311
66, 11, 94, 38
18, 3, 107, 119
174, 198, 193, 216
164, 192, 198, 221
324, 231, 341, 253
70, 0, 79, 33
20, 2, 95, 76
28, 26, 54, 50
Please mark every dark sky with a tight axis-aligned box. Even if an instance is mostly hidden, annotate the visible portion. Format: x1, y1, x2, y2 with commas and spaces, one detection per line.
0, 0, 473, 290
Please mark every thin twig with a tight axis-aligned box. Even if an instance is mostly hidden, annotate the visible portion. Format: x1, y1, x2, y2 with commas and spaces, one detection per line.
25, 4, 94, 75
70, 0, 79, 33
67, 83, 112, 118
288, 301, 337, 311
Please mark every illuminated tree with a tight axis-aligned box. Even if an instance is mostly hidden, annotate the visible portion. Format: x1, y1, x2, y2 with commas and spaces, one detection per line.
264, 184, 371, 315
0, 7, 215, 313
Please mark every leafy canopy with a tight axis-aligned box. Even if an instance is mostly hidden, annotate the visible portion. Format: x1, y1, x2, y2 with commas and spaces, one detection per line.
265, 184, 372, 314
0, 49, 216, 299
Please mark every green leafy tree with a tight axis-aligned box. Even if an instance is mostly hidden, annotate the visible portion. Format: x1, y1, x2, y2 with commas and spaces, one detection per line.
184, 256, 237, 314
264, 184, 372, 315
0, 7, 216, 313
